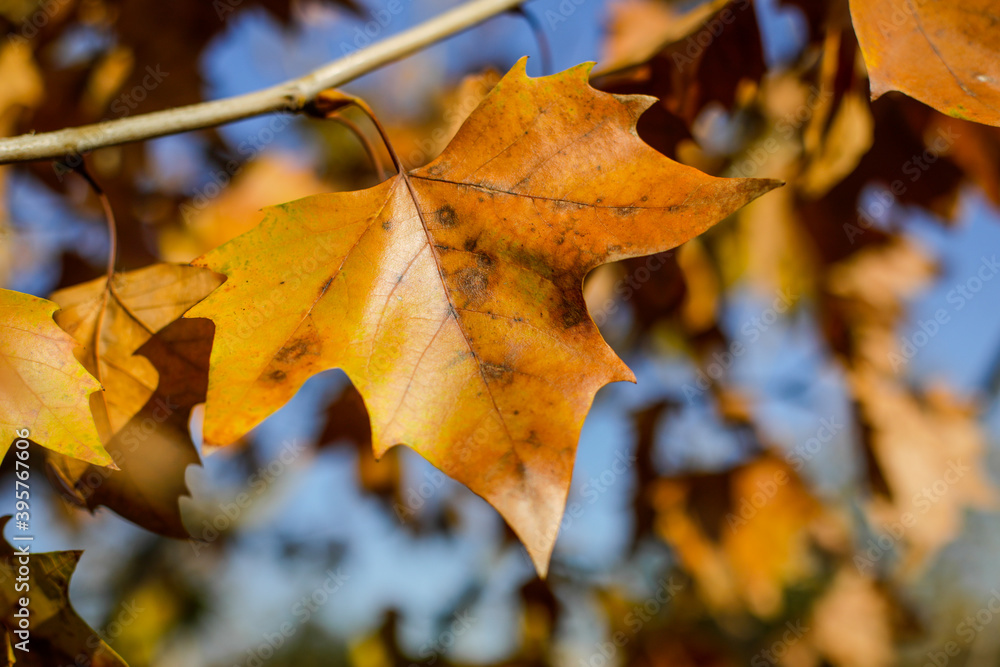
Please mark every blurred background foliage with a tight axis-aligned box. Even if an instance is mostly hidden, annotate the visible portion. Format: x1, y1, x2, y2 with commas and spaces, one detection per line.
3, 0, 1000, 665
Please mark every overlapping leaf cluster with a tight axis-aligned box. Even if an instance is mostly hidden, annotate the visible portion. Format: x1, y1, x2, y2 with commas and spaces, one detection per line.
0, 0, 999, 663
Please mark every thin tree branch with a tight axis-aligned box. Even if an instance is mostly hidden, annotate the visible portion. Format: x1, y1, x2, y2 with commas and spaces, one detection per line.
0, 0, 524, 165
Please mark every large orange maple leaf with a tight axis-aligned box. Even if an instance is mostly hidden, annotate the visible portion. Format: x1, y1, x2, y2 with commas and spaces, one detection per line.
187, 59, 779, 573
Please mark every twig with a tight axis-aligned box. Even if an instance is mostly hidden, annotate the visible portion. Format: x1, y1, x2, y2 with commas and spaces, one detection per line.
0, 0, 524, 165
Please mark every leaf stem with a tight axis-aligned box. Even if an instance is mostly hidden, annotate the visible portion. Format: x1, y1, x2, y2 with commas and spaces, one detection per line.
327, 114, 391, 181
344, 101, 406, 177
70, 160, 118, 444
0, 0, 525, 165
71, 164, 118, 286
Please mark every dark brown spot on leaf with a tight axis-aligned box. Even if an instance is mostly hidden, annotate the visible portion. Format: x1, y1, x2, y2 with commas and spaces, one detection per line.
437, 204, 458, 228
456, 266, 489, 302
482, 362, 513, 384
275, 337, 319, 363
560, 295, 587, 328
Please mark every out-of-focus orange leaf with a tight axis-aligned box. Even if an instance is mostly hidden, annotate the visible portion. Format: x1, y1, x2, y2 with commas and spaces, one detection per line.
0, 41, 41, 136
852, 376, 996, 570
654, 456, 834, 618
735, 184, 815, 298
927, 115, 1000, 207
187, 59, 780, 575
826, 238, 935, 369
51, 263, 222, 438
596, 0, 766, 130
394, 69, 502, 170
850, 0, 1000, 126
800, 91, 874, 198
162, 156, 332, 263
828, 238, 996, 569
45, 266, 219, 536
82, 46, 134, 118
809, 567, 894, 667
676, 238, 719, 334
600, 0, 730, 73
45, 317, 212, 538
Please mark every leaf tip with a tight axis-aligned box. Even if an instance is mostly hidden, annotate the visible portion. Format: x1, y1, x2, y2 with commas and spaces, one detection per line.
571, 60, 598, 83
612, 92, 658, 123
75, 444, 118, 471
866, 74, 890, 102
189, 255, 211, 272
739, 177, 785, 201
85, 445, 119, 470
502, 487, 567, 580
528, 545, 551, 579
